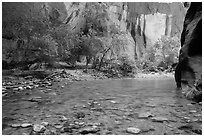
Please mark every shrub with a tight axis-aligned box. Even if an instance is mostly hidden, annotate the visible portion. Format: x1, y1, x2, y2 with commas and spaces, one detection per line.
100, 54, 137, 78
137, 36, 180, 72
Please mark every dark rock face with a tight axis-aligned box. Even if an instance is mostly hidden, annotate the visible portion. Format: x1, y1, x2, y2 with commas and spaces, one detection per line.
175, 2, 202, 101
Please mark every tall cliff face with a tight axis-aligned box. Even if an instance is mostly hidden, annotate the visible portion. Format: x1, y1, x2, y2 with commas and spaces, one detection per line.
126, 2, 186, 58
175, 2, 202, 102
62, 2, 186, 59
2, 2, 186, 64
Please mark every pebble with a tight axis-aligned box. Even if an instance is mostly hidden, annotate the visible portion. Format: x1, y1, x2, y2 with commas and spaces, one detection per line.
13, 88, 19, 91
78, 122, 85, 126
189, 110, 197, 113
151, 117, 168, 122
11, 124, 21, 128
146, 104, 156, 107
28, 96, 42, 102
33, 124, 46, 132
18, 86, 24, 90
46, 115, 52, 118
61, 116, 68, 120
191, 118, 199, 122
48, 92, 57, 96
194, 114, 202, 117
34, 85, 39, 88
183, 117, 190, 120
138, 112, 153, 119
55, 125, 63, 129
115, 121, 122, 125
187, 103, 193, 106
198, 102, 202, 105
169, 104, 176, 107
21, 123, 32, 128
79, 126, 100, 134
110, 100, 117, 104
26, 85, 32, 89
126, 127, 141, 134
87, 122, 102, 126
25, 76, 33, 79
2, 93, 8, 97
41, 122, 49, 126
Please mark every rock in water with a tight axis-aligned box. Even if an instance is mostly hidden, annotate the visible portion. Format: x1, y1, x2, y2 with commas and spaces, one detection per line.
11, 124, 21, 128
138, 112, 153, 119
79, 126, 100, 134
41, 122, 49, 126
126, 127, 141, 134
33, 124, 45, 133
151, 117, 168, 122
21, 123, 32, 128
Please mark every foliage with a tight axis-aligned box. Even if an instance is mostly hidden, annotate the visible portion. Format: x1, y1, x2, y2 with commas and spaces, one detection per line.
137, 36, 180, 72
82, 2, 109, 37
100, 54, 137, 78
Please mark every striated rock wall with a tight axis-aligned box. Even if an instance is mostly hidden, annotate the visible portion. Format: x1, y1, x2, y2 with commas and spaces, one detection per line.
2, 2, 186, 65
175, 2, 202, 101
126, 2, 186, 59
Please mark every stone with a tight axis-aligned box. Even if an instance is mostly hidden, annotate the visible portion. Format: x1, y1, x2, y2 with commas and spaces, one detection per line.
78, 122, 85, 126
115, 121, 122, 125
146, 104, 156, 107
79, 126, 100, 134
13, 88, 19, 91
28, 97, 42, 102
189, 110, 197, 113
11, 124, 21, 128
18, 86, 24, 90
41, 122, 49, 126
138, 112, 153, 119
187, 103, 193, 106
140, 127, 155, 133
183, 117, 190, 120
55, 125, 63, 129
87, 122, 102, 126
151, 117, 168, 122
61, 116, 68, 121
33, 124, 46, 133
2, 93, 8, 97
26, 86, 32, 89
21, 123, 32, 128
126, 127, 141, 134
194, 114, 202, 117
191, 118, 199, 122
25, 76, 33, 79
198, 102, 202, 105
110, 100, 117, 104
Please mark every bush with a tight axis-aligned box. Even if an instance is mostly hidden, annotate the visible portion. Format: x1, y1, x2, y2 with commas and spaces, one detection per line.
100, 54, 137, 78
137, 36, 180, 72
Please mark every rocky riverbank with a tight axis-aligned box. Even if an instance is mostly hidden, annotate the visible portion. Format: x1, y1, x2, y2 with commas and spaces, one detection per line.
2, 69, 202, 135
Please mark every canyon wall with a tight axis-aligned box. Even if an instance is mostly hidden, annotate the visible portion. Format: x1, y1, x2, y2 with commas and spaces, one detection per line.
175, 2, 202, 101
2, 2, 186, 65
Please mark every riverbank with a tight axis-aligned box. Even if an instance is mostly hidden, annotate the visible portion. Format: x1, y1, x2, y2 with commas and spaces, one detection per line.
2, 69, 202, 135
2, 68, 174, 95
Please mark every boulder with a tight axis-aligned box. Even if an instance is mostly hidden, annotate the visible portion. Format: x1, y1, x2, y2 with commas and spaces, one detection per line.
175, 2, 202, 102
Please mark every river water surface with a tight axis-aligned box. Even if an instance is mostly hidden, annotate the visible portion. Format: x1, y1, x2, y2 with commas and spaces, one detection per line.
2, 77, 202, 135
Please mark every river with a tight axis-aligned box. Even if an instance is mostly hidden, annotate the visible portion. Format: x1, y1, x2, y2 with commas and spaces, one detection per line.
2, 77, 202, 135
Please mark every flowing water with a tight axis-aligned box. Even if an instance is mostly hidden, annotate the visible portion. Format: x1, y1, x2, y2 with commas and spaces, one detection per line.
2, 77, 202, 135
